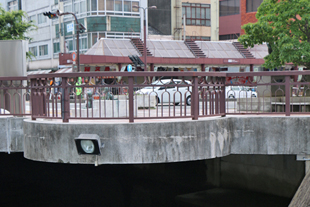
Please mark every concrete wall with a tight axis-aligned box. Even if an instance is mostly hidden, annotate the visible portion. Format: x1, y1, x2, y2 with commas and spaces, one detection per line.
220, 155, 304, 198
23, 116, 310, 165
0, 40, 27, 76
0, 117, 25, 153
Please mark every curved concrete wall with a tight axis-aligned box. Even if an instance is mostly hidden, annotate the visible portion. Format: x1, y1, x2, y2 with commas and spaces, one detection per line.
23, 119, 231, 164
23, 116, 310, 165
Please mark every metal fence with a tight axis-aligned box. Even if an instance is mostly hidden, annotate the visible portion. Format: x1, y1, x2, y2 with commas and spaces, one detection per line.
2, 71, 310, 122
0, 76, 30, 116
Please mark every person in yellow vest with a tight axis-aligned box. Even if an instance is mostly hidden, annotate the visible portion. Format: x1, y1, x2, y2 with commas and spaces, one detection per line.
76, 77, 82, 99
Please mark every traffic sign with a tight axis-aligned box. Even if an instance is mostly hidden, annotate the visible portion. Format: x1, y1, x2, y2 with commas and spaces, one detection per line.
72, 52, 77, 61
67, 23, 74, 33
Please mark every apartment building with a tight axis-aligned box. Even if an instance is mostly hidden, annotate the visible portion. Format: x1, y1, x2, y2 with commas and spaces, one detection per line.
17, 0, 145, 71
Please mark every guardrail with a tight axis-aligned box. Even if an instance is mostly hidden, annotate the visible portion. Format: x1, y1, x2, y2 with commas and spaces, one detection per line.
2, 71, 310, 122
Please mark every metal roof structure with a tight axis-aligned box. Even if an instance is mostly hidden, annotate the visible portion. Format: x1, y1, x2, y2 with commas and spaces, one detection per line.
196, 41, 244, 59
27, 70, 51, 75
248, 43, 268, 59
85, 39, 140, 57
147, 40, 195, 58
59, 38, 266, 68
55, 68, 72, 73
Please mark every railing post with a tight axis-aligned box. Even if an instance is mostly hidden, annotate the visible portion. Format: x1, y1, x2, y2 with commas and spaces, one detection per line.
192, 76, 199, 120
128, 76, 134, 123
30, 78, 36, 120
221, 77, 226, 117
61, 77, 70, 122
285, 75, 291, 116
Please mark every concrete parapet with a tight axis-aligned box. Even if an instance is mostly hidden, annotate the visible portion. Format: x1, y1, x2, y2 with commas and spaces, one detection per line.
0, 116, 25, 153
23, 116, 310, 165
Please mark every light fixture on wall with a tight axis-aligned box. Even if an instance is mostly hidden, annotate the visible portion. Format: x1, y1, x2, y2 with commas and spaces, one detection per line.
75, 134, 104, 155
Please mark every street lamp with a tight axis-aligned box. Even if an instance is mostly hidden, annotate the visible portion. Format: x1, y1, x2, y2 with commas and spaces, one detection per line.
133, 5, 157, 71
56, 10, 86, 72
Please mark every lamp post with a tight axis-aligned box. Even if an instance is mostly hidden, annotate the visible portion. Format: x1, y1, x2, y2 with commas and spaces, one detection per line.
133, 5, 157, 71
56, 10, 85, 72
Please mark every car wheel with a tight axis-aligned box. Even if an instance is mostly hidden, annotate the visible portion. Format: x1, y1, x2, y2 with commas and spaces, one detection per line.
175, 102, 180, 106
186, 96, 191, 106
252, 94, 257, 97
228, 94, 235, 99
156, 97, 160, 106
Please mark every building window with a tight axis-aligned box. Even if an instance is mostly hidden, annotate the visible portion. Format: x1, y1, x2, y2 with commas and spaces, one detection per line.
79, 35, 88, 50
106, 0, 114, 11
64, 3, 72, 13
219, 33, 240, 40
28, 15, 36, 24
8, 0, 18, 11
39, 45, 48, 56
86, 0, 139, 16
186, 36, 210, 41
132, 2, 139, 12
182, 3, 211, 26
246, 0, 264, 13
53, 42, 60, 53
219, 0, 240, 16
29, 46, 37, 56
38, 13, 47, 24
74, 0, 87, 14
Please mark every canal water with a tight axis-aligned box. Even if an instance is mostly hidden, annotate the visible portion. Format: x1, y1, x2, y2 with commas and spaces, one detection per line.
1, 153, 291, 207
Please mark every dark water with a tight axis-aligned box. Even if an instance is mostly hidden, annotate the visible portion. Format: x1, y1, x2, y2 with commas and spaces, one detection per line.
1, 153, 291, 207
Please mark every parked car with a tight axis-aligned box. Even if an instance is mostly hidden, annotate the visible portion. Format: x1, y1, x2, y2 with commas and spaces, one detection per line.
136, 79, 192, 105
226, 86, 257, 99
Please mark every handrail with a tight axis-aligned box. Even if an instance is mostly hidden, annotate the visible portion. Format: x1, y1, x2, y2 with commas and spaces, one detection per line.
2, 71, 310, 122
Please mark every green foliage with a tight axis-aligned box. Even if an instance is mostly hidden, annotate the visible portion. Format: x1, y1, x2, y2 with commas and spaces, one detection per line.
0, 5, 37, 40
238, 0, 310, 69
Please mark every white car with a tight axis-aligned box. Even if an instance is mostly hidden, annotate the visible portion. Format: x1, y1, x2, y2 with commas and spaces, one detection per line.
226, 86, 257, 99
136, 79, 192, 105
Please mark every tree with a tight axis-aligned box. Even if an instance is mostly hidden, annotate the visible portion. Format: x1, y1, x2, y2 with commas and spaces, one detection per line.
238, 0, 310, 69
0, 5, 36, 40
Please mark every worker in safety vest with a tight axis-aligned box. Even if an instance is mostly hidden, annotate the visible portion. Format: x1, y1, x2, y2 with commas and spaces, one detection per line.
76, 77, 82, 97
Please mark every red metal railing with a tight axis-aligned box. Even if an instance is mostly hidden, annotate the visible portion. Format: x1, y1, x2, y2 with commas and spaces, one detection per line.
0, 76, 30, 116
3, 71, 310, 122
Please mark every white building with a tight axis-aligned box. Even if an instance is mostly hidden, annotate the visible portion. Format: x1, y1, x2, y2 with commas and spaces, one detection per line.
19, 0, 146, 71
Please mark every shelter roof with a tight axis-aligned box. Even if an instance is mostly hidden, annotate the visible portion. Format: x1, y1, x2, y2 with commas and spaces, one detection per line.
85, 39, 140, 57
196, 41, 244, 59
147, 40, 195, 58
248, 43, 268, 59
27, 70, 51, 75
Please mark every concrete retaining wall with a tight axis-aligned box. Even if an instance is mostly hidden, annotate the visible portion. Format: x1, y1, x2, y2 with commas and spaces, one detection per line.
220, 154, 304, 198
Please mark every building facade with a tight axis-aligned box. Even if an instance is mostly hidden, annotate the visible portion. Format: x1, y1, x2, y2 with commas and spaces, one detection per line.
0, 0, 21, 11
20, 0, 146, 71
148, 0, 219, 41
219, 0, 263, 40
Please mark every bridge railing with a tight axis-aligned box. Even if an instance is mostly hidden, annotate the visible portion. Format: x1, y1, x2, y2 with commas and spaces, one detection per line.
0, 76, 30, 116
4, 70, 310, 122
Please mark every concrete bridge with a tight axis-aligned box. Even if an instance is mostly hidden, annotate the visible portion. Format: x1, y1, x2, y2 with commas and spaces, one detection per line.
1, 115, 310, 206
2, 71, 310, 205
